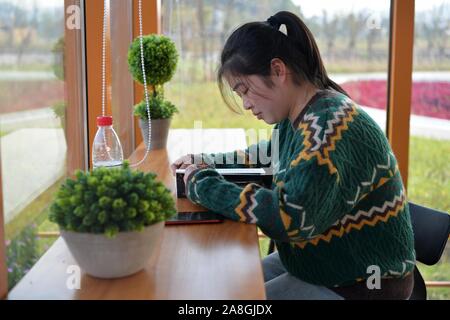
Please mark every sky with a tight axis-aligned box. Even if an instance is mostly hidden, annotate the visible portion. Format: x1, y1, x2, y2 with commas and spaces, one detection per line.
0, 0, 63, 9
2, 0, 448, 15
292, 0, 449, 17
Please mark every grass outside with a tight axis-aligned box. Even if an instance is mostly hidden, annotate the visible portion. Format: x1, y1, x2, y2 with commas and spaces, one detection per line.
408, 137, 450, 213
4, 176, 64, 290
5, 177, 64, 240
407, 136, 450, 299
167, 82, 271, 131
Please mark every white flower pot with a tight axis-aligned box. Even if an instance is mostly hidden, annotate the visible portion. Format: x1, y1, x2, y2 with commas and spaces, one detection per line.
60, 221, 164, 279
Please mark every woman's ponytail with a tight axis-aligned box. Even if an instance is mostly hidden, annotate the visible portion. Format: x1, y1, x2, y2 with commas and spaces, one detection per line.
218, 10, 349, 112
270, 11, 349, 97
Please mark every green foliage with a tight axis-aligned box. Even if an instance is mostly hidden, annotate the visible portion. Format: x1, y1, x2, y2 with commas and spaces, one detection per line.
52, 36, 65, 81
133, 95, 178, 120
408, 136, 450, 213
128, 34, 178, 86
49, 161, 176, 237
167, 81, 272, 131
52, 101, 66, 119
6, 225, 39, 290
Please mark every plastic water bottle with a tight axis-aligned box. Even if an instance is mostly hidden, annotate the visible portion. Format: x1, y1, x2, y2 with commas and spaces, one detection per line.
92, 116, 124, 169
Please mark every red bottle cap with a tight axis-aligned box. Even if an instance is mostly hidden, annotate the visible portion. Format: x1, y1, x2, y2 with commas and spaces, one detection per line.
97, 116, 113, 126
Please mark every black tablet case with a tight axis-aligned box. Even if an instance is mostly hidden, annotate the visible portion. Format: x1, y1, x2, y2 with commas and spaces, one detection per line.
176, 168, 273, 198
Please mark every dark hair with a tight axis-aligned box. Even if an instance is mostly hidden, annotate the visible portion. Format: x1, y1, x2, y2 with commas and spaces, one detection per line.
218, 11, 349, 113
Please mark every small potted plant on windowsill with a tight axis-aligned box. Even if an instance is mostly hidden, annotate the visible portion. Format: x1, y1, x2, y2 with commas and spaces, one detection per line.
133, 92, 178, 150
48, 161, 176, 279
128, 34, 179, 150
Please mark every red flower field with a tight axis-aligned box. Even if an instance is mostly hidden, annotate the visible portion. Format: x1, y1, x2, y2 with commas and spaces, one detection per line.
341, 80, 450, 120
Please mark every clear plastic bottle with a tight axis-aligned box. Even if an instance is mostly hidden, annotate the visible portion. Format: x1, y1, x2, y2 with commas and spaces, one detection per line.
92, 116, 124, 169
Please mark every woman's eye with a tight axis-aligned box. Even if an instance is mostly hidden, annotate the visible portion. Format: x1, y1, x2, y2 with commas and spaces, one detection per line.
234, 87, 248, 98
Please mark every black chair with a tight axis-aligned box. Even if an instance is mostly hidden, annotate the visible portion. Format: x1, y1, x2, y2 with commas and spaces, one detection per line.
266, 202, 450, 300
408, 202, 450, 300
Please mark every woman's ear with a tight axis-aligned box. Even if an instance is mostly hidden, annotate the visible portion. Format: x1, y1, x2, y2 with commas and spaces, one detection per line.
270, 58, 287, 84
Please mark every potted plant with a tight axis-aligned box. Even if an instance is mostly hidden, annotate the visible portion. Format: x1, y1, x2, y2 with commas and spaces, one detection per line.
48, 161, 176, 279
128, 34, 179, 150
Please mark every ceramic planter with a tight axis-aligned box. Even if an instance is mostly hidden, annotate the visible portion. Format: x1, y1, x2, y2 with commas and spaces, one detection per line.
139, 118, 171, 150
60, 221, 164, 279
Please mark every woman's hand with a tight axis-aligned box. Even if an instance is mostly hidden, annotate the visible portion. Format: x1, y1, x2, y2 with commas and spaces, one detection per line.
183, 163, 212, 186
170, 153, 215, 176
170, 154, 194, 176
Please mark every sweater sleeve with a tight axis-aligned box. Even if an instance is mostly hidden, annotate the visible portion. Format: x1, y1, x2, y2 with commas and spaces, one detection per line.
185, 156, 345, 242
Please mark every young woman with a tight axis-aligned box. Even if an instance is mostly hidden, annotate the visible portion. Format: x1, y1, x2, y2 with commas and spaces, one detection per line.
171, 11, 415, 300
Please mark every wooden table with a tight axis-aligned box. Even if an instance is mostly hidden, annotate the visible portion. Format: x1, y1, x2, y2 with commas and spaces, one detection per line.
8, 129, 265, 299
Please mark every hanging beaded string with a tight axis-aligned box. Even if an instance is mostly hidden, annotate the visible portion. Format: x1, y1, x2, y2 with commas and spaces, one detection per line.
130, 0, 153, 167
100, 0, 152, 167
101, 0, 107, 117
99, 0, 115, 163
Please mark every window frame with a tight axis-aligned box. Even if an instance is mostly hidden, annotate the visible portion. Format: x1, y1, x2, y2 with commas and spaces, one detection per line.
0, 0, 89, 297
0, 147, 6, 299
132, 0, 161, 149
386, 0, 415, 188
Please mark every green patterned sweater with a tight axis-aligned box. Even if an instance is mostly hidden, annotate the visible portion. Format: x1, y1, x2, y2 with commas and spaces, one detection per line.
185, 89, 416, 287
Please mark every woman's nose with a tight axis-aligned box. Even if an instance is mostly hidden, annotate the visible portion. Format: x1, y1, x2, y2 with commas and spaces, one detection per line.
243, 98, 252, 110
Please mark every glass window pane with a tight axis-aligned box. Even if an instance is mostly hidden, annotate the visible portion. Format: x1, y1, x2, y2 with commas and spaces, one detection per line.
161, 0, 391, 260
409, 0, 450, 300
0, 0, 67, 290
162, 0, 391, 135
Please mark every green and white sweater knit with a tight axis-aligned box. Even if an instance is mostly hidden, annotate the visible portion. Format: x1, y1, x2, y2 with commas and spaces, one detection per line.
185, 89, 416, 287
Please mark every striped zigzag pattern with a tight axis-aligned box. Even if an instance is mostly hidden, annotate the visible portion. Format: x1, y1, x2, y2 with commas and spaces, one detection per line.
346, 151, 397, 207
280, 193, 317, 241
235, 183, 259, 223
294, 191, 407, 249
383, 259, 416, 278
291, 100, 359, 177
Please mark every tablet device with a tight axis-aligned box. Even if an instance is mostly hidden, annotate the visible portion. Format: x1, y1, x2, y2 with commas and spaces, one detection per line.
175, 167, 272, 198
175, 167, 267, 175
165, 211, 224, 225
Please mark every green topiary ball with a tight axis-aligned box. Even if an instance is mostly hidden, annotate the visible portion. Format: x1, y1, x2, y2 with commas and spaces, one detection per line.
128, 34, 178, 86
133, 95, 178, 120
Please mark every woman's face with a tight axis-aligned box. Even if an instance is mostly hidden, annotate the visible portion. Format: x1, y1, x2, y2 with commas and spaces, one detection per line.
227, 74, 291, 125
